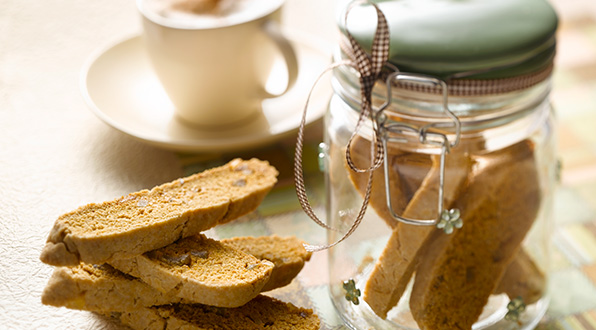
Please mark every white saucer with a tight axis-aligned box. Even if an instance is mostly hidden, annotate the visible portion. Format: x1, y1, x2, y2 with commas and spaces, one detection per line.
81, 32, 332, 153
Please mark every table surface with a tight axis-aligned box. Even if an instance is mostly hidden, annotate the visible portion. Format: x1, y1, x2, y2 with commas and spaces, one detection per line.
2, 0, 596, 329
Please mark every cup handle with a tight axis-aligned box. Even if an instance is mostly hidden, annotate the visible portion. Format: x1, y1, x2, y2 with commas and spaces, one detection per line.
260, 20, 299, 98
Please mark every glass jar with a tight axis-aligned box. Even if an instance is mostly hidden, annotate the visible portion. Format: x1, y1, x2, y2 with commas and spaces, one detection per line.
320, 2, 559, 329
324, 60, 557, 329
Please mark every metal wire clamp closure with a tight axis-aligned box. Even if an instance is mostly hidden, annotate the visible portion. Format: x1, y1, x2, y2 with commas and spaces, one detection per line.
374, 72, 463, 228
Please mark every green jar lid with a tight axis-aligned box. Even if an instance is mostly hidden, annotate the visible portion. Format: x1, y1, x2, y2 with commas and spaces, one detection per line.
338, 0, 558, 79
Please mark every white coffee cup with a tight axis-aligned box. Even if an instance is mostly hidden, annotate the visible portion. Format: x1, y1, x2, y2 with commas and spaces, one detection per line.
137, 0, 298, 127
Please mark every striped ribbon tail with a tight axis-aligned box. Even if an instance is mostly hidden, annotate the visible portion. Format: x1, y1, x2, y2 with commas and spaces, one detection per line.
293, 0, 390, 252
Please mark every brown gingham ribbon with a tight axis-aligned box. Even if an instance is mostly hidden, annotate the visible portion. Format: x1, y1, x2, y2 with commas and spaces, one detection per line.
294, 1, 390, 252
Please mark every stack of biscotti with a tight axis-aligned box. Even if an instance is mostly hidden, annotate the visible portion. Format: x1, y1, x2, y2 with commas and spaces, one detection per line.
40, 158, 319, 329
348, 138, 545, 329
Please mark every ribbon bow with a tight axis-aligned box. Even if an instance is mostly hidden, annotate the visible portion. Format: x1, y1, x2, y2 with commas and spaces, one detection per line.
294, 1, 390, 252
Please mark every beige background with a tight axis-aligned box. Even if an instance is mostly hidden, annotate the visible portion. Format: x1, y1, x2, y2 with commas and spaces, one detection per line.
0, 1, 336, 328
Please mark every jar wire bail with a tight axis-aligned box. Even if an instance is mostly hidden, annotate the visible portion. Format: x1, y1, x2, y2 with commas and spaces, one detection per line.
375, 72, 463, 229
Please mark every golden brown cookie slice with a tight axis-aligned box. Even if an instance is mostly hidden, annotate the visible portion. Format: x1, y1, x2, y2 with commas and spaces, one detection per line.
363, 151, 473, 318
347, 135, 432, 229
349, 135, 543, 318
109, 234, 274, 308
111, 295, 320, 330
496, 248, 545, 305
410, 140, 541, 330
42, 237, 311, 312
221, 235, 312, 291
41, 263, 184, 311
40, 158, 278, 266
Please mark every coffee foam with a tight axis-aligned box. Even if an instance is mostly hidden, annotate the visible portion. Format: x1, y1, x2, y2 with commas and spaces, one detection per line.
140, 0, 284, 29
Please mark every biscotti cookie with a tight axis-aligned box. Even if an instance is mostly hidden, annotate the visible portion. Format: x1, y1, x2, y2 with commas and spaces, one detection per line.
110, 295, 320, 330
363, 151, 473, 318
109, 234, 274, 308
347, 135, 432, 229
496, 248, 545, 305
41, 263, 185, 311
42, 237, 310, 312
410, 140, 541, 330
221, 235, 312, 291
350, 136, 542, 318
40, 158, 278, 267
